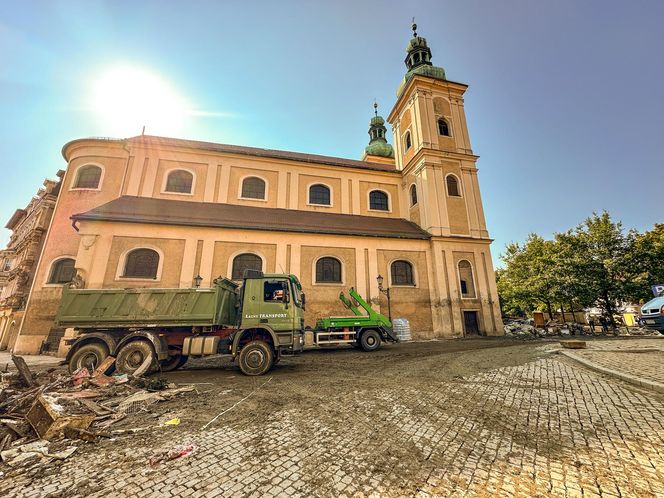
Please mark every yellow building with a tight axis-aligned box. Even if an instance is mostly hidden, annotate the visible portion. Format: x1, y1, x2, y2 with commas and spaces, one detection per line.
14, 25, 503, 354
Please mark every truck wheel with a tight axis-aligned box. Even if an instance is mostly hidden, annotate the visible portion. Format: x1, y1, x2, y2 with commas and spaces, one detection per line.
116, 340, 157, 375
238, 341, 274, 376
360, 329, 382, 352
68, 343, 109, 374
159, 353, 188, 372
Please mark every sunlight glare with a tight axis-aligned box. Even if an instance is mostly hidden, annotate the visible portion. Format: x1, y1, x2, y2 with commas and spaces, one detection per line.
91, 66, 190, 137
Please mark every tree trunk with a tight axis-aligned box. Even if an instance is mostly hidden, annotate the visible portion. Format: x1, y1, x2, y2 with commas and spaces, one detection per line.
603, 291, 616, 327
546, 301, 554, 320
560, 304, 566, 324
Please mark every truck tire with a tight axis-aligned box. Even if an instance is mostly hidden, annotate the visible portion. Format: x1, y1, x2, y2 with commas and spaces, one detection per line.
359, 329, 381, 352
159, 353, 188, 372
116, 340, 157, 375
238, 340, 274, 376
68, 343, 109, 374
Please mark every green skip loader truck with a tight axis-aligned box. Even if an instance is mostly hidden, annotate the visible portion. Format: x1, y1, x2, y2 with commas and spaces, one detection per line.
57, 271, 397, 376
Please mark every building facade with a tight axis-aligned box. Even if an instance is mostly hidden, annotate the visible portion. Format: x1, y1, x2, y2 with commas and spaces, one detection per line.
0, 176, 61, 350
14, 27, 503, 354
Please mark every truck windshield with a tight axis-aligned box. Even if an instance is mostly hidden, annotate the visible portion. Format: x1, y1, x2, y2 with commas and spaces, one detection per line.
290, 276, 304, 307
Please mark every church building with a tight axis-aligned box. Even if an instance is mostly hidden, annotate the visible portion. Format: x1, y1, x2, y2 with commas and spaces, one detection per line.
13, 25, 503, 354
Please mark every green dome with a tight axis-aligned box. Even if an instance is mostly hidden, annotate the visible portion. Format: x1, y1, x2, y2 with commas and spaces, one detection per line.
365, 141, 394, 158
406, 36, 429, 52
370, 115, 385, 126
397, 64, 447, 96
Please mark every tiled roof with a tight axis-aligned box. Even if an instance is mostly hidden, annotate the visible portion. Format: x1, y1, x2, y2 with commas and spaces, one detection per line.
72, 196, 430, 240
127, 135, 398, 172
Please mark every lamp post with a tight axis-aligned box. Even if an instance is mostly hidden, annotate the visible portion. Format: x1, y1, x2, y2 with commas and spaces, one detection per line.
376, 274, 392, 322
193, 274, 203, 288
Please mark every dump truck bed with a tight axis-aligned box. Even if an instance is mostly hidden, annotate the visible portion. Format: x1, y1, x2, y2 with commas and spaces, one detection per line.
56, 279, 239, 329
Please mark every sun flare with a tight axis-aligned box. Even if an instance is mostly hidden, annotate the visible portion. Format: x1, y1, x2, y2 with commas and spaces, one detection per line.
91, 66, 190, 137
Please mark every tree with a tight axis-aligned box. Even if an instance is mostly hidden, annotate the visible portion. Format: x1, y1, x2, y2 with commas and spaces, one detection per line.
623, 223, 664, 302
497, 235, 559, 317
569, 211, 635, 326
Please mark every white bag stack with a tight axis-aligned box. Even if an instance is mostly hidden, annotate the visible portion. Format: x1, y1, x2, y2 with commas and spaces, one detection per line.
392, 318, 412, 342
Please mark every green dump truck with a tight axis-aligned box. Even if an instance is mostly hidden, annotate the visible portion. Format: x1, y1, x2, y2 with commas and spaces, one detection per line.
57, 271, 305, 376
57, 272, 398, 376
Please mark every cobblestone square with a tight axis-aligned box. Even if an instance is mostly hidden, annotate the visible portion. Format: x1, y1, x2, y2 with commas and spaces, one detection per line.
2, 339, 663, 497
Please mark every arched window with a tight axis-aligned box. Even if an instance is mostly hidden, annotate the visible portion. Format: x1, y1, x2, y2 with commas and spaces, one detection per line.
409, 184, 418, 206
404, 131, 412, 151
391, 260, 414, 286
232, 253, 262, 280
241, 177, 266, 200
458, 260, 476, 298
165, 170, 193, 194
123, 249, 159, 279
73, 165, 102, 189
315, 257, 342, 283
309, 184, 331, 205
446, 175, 461, 197
48, 258, 76, 284
438, 119, 450, 136
369, 190, 389, 211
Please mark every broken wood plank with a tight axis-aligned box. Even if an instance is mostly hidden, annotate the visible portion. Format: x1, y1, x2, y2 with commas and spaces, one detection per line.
79, 399, 114, 416
93, 356, 115, 377
11, 355, 37, 388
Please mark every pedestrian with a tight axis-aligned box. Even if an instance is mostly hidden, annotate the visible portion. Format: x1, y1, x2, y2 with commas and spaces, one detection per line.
599, 316, 608, 334
588, 317, 596, 333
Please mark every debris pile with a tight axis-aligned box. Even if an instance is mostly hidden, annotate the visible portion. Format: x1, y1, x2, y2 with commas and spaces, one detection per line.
504, 319, 605, 339
0, 355, 194, 468
623, 326, 662, 337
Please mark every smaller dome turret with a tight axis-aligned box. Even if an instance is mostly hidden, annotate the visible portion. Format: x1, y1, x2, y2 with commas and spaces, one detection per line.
364, 102, 394, 159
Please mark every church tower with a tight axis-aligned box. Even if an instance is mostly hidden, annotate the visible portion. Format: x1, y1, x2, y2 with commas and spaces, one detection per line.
387, 22, 502, 337
387, 22, 487, 239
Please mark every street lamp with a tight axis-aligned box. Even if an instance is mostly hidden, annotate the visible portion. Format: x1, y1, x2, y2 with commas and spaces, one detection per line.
376, 274, 392, 322
193, 274, 203, 288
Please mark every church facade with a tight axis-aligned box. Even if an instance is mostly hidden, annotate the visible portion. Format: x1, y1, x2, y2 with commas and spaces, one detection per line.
13, 26, 503, 354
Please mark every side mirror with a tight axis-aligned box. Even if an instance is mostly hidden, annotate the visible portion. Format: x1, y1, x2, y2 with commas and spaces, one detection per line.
301, 293, 306, 310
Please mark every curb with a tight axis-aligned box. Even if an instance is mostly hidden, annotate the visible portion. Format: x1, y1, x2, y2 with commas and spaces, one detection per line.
559, 350, 664, 394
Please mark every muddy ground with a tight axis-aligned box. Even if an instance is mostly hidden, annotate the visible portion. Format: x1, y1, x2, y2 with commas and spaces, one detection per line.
162, 338, 541, 426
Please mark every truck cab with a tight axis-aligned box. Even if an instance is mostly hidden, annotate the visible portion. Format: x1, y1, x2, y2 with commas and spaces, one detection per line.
229, 272, 305, 374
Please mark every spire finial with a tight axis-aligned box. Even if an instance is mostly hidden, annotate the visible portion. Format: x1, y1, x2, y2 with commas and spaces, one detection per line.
373, 99, 378, 117
412, 17, 417, 37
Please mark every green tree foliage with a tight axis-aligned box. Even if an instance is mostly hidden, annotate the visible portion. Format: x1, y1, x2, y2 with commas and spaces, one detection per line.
497, 212, 662, 323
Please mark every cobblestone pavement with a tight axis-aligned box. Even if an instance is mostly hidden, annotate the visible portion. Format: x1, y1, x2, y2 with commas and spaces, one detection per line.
3, 342, 664, 497
563, 338, 664, 385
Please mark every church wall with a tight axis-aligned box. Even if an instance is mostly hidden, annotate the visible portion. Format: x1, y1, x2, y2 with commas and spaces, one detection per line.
152, 159, 208, 202
13, 141, 128, 354
376, 249, 434, 336
101, 236, 186, 288
359, 181, 401, 218
210, 241, 278, 278
296, 174, 342, 213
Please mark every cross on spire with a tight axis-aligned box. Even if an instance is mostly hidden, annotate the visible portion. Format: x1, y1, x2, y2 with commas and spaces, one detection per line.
412, 17, 417, 37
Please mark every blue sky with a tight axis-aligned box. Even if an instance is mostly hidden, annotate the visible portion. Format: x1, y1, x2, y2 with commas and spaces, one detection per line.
1, 0, 662, 265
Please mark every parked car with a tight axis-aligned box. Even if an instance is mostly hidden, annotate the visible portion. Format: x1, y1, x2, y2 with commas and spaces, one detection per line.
639, 296, 664, 332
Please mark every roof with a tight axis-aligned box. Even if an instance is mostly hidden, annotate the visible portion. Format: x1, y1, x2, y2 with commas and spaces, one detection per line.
72, 197, 431, 240
62, 135, 398, 173
5, 209, 26, 230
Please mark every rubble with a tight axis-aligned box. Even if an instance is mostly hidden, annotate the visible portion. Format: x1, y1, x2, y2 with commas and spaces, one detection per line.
504, 318, 615, 339
0, 355, 196, 470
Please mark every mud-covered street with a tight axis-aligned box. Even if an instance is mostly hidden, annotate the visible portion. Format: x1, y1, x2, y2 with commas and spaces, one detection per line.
3, 338, 664, 497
